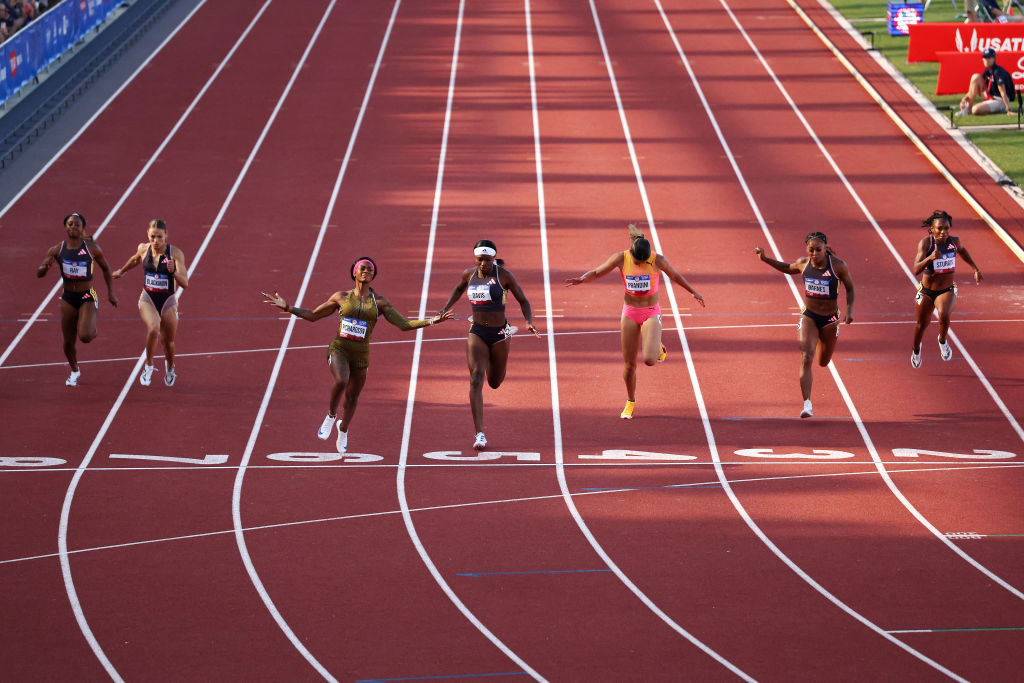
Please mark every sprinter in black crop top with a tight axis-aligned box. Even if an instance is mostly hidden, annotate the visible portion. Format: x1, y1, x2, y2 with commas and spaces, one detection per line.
755, 231, 854, 419
37, 212, 117, 386
114, 219, 190, 387
909, 210, 982, 369
438, 239, 539, 451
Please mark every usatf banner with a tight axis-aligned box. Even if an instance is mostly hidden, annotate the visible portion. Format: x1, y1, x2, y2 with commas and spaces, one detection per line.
936, 51, 1024, 95
908, 22, 1024, 62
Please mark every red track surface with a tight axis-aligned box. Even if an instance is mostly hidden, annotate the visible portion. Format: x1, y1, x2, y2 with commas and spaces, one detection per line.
1, 0, 1022, 680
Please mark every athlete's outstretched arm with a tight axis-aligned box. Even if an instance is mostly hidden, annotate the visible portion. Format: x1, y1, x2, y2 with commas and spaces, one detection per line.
754, 247, 803, 275
655, 254, 704, 307
565, 252, 624, 286
377, 296, 453, 330
262, 290, 340, 321
438, 268, 473, 314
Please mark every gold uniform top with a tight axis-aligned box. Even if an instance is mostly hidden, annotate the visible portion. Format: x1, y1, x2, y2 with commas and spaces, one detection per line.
328, 289, 430, 369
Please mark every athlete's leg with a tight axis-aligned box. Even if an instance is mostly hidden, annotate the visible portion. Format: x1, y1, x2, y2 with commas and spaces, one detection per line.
486, 336, 511, 389
912, 291, 934, 354
816, 320, 841, 366
159, 303, 180, 370
933, 289, 957, 345
467, 334, 490, 433
60, 301, 79, 371
339, 367, 367, 433
328, 349, 351, 416
639, 313, 662, 366
139, 295, 162, 366
797, 316, 819, 401
77, 295, 98, 343
620, 315, 641, 401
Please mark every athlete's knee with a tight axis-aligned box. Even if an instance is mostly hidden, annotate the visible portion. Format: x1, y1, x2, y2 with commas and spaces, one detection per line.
146, 324, 160, 339
487, 374, 504, 390
800, 350, 814, 367
469, 368, 486, 389
79, 331, 96, 344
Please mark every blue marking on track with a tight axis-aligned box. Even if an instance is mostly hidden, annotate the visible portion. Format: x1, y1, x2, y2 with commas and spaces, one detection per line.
357, 673, 529, 682
456, 569, 613, 578
580, 485, 722, 492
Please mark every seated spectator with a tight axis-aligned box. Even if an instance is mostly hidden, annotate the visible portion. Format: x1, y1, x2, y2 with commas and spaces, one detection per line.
958, 48, 1017, 116
966, 0, 1023, 22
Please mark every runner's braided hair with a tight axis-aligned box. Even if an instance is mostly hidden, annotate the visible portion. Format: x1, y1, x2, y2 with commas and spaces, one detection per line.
805, 231, 836, 256
921, 210, 953, 230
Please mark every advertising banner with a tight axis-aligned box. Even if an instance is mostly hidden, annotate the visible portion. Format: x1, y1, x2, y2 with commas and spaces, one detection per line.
908, 22, 1024, 62
887, 3, 924, 37
936, 50, 1024, 94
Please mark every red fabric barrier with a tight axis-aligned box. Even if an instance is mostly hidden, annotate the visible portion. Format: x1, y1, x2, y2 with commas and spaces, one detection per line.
935, 50, 1024, 94
907, 23, 1024, 62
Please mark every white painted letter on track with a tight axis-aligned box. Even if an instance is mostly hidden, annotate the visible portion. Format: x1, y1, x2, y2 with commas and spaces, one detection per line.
0, 456, 67, 467
109, 453, 230, 465
734, 449, 855, 459
891, 448, 1016, 460
266, 452, 384, 464
422, 451, 541, 462
578, 450, 697, 461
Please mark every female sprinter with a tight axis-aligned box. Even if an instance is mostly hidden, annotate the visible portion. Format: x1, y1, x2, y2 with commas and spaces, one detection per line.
754, 231, 854, 418
565, 224, 704, 420
37, 212, 118, 386
438, 239, 538, 450
910, 209, 982, 368
263, 257, 453, 453
113, 219, 189, 387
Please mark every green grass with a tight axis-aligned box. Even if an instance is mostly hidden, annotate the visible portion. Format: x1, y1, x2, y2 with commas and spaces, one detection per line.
827, 0, 1022, 185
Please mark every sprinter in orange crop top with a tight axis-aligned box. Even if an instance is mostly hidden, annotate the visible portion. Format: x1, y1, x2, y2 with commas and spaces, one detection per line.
565, 223, 705, 420
438, 239, 539, 451
754, 231, 854, 419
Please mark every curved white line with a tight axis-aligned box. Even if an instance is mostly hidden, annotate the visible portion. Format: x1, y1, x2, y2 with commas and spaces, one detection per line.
649, 0, 980, 677
711, 0, 1024, 599
228, 1, 412, 680
528, 1, 755, 679
0, 0, 220, 368
392, 0, 544, 679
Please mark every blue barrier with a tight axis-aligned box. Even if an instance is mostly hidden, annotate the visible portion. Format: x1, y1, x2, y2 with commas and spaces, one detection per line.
1, 0, 119, 106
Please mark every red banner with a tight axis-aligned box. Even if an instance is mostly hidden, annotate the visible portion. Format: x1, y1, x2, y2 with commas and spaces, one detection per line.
908, 22, 1024, 62
935, 51, 1024, 94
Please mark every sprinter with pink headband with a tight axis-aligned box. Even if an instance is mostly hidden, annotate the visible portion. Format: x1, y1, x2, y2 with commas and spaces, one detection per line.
263, 256, 453, 453
438, 239, 539, 451
566, 223, 704, 419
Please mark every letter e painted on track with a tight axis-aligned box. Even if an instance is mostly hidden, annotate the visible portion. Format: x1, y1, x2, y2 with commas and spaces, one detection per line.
891, 448, 1016, 459
578, 450, 697, 461
422, 451, 542, 462
734, 449, 855, 459
266, 452, 384, 464
0, 456, 67, 467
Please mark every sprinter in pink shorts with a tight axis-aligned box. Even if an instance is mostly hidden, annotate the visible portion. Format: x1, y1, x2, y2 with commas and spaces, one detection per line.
565, 223, 705, 419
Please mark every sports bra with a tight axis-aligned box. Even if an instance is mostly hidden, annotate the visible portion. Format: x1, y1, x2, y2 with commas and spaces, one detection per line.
621, 250, 660, 298
57, 240, 93, 286
142, 245, 177, 294
924, 236, 957, 276
802, 252, 838, 301
466, 266, 507, 313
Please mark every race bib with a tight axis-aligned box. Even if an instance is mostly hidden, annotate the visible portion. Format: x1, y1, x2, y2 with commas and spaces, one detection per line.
144, 273, 170, 292
933, 255, 955, 274
339, 317, 368, 339
804, 277, 830, 298
468, 284, 492, 304
624, 274, 651, 293
61, 260, 89, 279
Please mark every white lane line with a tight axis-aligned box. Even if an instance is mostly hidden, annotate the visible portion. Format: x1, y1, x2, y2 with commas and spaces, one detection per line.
798, 0, 1024, 263
4, 317, 1022, 371
1, 0, 222, 368
56, 4, 276, 681
531, 1, 754, 679
393, 1, 543, 679
650, 1, 969, 678
226, 1, 409, 680
21, 462, 1020, 566
712, 0, 1024, 599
